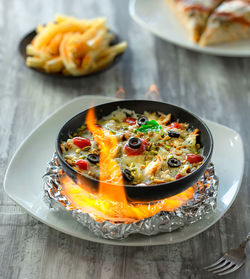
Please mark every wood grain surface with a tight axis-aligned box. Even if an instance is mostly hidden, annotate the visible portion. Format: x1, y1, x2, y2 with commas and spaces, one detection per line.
0, 0, 249, 278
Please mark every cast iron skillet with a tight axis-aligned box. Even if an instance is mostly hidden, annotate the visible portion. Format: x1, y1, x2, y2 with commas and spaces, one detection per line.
19, 29, 124, 78
56, 100, 213, 202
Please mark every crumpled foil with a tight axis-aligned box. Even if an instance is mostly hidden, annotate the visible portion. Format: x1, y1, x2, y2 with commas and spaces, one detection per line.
43, 154, 219, 240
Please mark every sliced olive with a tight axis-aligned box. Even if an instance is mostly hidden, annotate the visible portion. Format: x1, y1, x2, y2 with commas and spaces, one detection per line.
122, 169, 134, 182
128, 137, 142, 149
87, 154, 99, 164
167, 157, 181, 167
121, 134, 127, 141
168, 130, 180, 138
137, 116, 148, 126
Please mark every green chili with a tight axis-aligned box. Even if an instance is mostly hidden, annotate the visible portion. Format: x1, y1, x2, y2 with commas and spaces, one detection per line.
136, 120, 162, 133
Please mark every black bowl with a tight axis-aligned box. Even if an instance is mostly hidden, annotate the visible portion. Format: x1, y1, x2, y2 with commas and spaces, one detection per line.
19, 29, 124, 78
56, 100, 213, 202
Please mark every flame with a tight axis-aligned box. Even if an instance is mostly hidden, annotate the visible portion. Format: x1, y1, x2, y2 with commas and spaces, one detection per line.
61, 173, 199, 222
146, 84, 161, 101
115, 87, 125, 99
86, 108, 125, 202
60, 107, 204, 223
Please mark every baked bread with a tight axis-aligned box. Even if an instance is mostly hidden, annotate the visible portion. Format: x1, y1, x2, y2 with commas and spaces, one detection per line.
200, 0, 250, 45
167, 0, 224, 42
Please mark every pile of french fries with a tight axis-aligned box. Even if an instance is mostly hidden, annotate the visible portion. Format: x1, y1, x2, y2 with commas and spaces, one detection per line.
26, 15, 127, 76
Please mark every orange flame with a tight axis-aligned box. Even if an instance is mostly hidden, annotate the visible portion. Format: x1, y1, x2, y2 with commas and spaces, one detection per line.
86, 108, 126, 202
61, 173, 198, 222
115, 87, 126, 99
146, 84, 161, 101
60, 107, 204, 223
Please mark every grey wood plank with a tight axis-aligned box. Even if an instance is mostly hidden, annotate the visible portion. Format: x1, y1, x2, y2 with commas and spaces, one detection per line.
0, 0, 249, 278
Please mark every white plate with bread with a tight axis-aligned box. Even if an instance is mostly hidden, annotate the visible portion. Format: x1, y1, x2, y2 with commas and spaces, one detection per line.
129, 0, 250, 57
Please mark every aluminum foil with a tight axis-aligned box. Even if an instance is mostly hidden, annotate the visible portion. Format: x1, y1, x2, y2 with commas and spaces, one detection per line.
43, 154, 219, 240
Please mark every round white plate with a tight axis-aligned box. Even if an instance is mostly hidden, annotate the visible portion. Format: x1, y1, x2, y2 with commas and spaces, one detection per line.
129, 0, 250, 57
4, 96, 244, 246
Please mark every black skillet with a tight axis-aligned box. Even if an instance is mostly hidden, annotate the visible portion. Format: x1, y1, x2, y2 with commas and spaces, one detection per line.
56, 100, 213, 202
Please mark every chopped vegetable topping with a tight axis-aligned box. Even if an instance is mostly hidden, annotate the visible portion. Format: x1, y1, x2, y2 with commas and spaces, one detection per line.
124, 139, 148, 156
87, 154, 100, 164
137, 116, 148, 126
176, 173, 184, 180
75, 159, 88, 170
75, 148, 81, 154
168, 122, 181, 129
186, 154, 203, 164
167, 157, 181, 167
73, 137, 91, 149
137, 120, 162, 133
122, 169, 134, 182
168, 130, 180, 138
128, 137, 142, 149
123, 117, 137, 125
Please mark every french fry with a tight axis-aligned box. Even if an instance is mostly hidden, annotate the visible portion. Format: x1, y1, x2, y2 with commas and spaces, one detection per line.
59, 33, 78, 70
93, 53, 116, 72
33, 21, 89, 49
55, 14, 77, 23
47, 33, 64, 55
66, 54, 93, 76
55, 14, 94, 26
26, 57, 46, 68
86, 27, 107, 49
77, 18, 106, 45
99, 42, 127, 58
104, 33, 115, 45
36, 24, 45, 33
26, 44, 51, 60
44, 57, 64, 73
25, 15, 127, 76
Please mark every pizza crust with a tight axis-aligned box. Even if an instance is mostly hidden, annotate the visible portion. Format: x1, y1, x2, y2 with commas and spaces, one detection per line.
200, 0, 250, 45
200, 22, 250, 45
167, 0, 209, 42
166, 0, 250, 46
166, 0, 224, 42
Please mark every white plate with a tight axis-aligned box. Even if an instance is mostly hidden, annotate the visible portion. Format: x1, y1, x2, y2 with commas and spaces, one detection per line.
129, 0, 250, 57
4, 96, 244, 246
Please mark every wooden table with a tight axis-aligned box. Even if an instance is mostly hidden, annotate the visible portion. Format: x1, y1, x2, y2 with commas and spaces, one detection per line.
0, 0, 249, 278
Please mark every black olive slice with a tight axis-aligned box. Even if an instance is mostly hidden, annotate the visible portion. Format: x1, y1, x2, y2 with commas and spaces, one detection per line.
121, 134, 127, 141
167, 157, 181, 167
137, 116, 148, 126
128, 137, 142, 149
168, 130, 180, 138
122, 169, 134, 182
87, 154, 100, 164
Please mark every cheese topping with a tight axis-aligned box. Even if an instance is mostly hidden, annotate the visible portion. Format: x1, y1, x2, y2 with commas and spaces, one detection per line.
61, 108, 204, 185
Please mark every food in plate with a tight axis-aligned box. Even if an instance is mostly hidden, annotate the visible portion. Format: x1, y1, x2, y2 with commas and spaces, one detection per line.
167, 0, 250, 45
25, 15, 127, 76
167, 0, 224, 42
200, 0, 250, 46
60, 108, 204, 185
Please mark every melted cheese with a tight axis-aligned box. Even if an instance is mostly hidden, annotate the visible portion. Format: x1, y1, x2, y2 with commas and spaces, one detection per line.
61, 108, 203, 185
